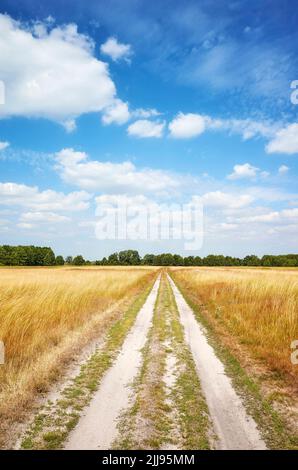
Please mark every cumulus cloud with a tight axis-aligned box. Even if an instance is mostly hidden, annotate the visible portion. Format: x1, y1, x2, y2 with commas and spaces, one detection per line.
20, 211, 70, 223
0, 141, 9, 151
282, 208, 298, 219
266, 123, 298, 154
101, 105, 162, 127
231, 207, 298, 224
127, 119, 165, 138
228, 163, 259, 180
215, 118, 275, 140
278, 165, 289, 174
217, 222, 239, 230
96, 194, 150, 207
102, 99, 130, 125
0, 14, 123, 127
100, 37, 132, 62
55, 148, 179, 193
16, 222, 34, 230
169, 113, 206, 138
132, 108, 161, 118
168, 112, 298, 159
168, 112, 277, 141
227, 163, 269, 180
0, 182, 91, 211
199, 191, 254, 209
62, 119, 77, 133
244, 212, 280, 223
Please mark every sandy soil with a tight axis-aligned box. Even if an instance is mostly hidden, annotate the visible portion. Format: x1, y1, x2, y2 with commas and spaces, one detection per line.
64, 276, 160, 450
168, 275, 266, 450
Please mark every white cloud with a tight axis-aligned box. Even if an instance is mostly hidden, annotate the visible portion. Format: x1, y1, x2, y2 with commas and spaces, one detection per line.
55, 148, 179, 193
199, 191, 254, 209
0, 182, 91, 211
16, 222, 34, 230
278, 165, 289, 175
169, 113, 206, 138
132, 108, 161, 118
227, 207, 298, 225
0, 14, 121, 127
281, 208, 298, 219
215, 118, 275, 140
100, 37, 132, 62
246, 212, 280, 223
102, 99, 130, 125
266, 123, 298, 154
62, 119, 77, 133
20, 211, 70, 223
101, 105, 162, 127
127, 119, 165, 138
0, 141, 9, 151
78, 220, 96, 228
96, 194, 150, 207
244, 186, 298, 203
218, 222, 239, 230
227, 163, 261, 180
168, 112, 276, 141
267, 224, 298, 235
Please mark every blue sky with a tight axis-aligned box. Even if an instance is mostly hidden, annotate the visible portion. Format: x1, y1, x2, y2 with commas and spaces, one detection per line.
0, 0, 297, 258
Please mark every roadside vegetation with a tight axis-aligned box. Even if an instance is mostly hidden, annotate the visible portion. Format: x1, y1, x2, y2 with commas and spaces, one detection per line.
0, 266, 156, 448
171, 267, 298, 382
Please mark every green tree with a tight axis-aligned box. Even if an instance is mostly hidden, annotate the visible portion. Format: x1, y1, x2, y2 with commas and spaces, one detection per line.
142, 254, 156, 265
11, 246, 27, 265
173, 254, 184, 266
108, 252, 119, 265
118, 250, 141, 265
43, 248, 56, 266
55, 255, 65, 265
261, 255, 273, 267
184, 256, 195, 266
204, 255, 226, 266
243, 255, 261, 266
73, 255, 85, 266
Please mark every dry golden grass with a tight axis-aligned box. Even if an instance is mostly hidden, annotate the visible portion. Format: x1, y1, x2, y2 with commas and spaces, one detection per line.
171, 267, 298, 384
0, 266, 156, 445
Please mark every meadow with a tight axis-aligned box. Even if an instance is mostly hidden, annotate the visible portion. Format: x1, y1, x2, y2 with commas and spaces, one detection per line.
1, 265, 297, 449
171, 267, 298, 386
0, 266, 156, 445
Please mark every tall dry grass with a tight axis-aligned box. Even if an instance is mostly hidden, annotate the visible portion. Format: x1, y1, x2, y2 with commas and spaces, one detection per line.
0, 266, 156, 445
172, 267, 298, 383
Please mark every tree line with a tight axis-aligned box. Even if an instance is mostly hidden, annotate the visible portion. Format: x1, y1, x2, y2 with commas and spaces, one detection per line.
97, 251, 298, 267
1, 245, 298, 267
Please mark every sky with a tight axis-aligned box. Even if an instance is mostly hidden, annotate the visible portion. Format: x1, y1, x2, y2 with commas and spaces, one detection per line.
0, 0, 297, 259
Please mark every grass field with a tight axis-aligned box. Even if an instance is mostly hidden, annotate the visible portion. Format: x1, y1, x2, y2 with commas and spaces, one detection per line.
171, 267, 298, 386
1, 265, 297, 449
0, 266, 156, 446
